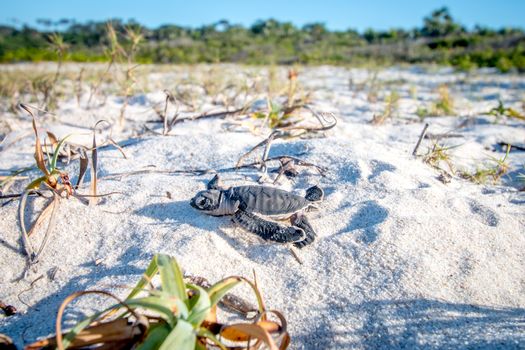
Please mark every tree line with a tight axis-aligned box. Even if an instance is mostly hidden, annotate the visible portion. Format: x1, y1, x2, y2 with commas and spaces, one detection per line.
0, 7, 523, 71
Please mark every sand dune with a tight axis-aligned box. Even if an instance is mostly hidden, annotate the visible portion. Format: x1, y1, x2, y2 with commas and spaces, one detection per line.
0, 64, 524, 349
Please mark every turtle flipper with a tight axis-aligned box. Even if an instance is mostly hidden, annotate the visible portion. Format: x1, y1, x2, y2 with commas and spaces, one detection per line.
233, 210, 304, 243
291, 213, 316, 248
207, 174, 222, 190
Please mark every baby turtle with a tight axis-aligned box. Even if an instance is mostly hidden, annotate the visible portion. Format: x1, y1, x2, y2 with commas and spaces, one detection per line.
190, 175, 323, 248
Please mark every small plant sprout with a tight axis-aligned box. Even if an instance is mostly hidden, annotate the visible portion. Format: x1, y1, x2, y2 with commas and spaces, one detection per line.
119, 26, 144, 125
486, 100, 525, 122
423, 141, 459, 174
20, 104, 73, 196
416, 84, 455, 119
17, 105, 108, 269
286, 68, 298, 109
252, 99, 290, 129
371, 90, 399, 124
26, 254, 290, 350
433, 84, 454, 115
459, 145, 511, 184
87, 22, 125, 108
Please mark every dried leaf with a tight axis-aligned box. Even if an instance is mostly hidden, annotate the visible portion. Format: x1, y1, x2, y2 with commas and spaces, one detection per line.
27, 318, 143, 349
90, 123, 100, 205
108, 137, 127, 159
76, 149, 89, 188
55, 290, 143, 350
26, 196, 56, 238
21, 104, 49, 176
220, 323, 278, 349
35, 193, 60, 257
18, 190, 35, 261
46, 131, 58, 146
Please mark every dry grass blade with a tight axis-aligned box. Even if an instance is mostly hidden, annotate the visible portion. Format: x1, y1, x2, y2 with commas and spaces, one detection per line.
46, 131, 58, 146
76, 149, 89, 188
91, 127, 98, 204
35, 192, 60, 258
162, 89, 171, 135
27, 318, 142, 349
219, 323, 279, 349
18, 190, 60, 265
18, 190, 36, 262
108, 137, 128, 159
90, 120, 108, 205
20, 104, 49, 176
236, 131, 283, 169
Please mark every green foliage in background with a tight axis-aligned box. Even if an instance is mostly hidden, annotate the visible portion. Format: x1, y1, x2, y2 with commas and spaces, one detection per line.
0, 7, 524, 72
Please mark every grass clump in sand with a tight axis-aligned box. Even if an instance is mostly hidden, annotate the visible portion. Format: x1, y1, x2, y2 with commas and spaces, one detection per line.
459, 146, 511, 184
371, 90, 400, 124
26, 254, 290, 350
485, 100, 525, 122
251, 69, 311, 130
423, 141, 457, 174
416, 84, 455, 119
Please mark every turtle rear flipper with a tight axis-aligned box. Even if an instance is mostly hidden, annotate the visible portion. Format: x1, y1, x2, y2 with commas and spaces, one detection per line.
291, 213, 316, 248
233, 210, 304, 243
207, 174, 222, 190
305, 185, 324, 202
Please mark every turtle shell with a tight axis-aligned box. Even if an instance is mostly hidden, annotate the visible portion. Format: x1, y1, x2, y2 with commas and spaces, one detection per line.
228, 186, 309, 216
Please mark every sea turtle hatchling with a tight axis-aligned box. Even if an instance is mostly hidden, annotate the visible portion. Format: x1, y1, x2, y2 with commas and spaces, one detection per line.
190, 175, 324, 248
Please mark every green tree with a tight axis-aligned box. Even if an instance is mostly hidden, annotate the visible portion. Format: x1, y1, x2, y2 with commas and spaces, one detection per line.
421, 7, 463, 37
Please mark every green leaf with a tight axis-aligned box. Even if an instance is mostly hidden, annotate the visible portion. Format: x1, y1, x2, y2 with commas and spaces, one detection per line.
157, 254, 187, 302
159, 319, 196, 350
197, 328, 227, 350
50, 134, 72, 171
126, 255, 159, 300
25, 175, 47, 190
207, 277, 242, 308
186, 285, 211, 327
136, 323, 171, 350
126, 296, 188, 325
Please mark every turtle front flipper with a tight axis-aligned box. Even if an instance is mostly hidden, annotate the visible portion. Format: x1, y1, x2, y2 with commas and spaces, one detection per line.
233, 210, 304, 244
291, 213, 316, 248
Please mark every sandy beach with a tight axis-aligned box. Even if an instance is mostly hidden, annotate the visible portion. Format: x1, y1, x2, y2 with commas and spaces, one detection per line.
0, 64, 524, 349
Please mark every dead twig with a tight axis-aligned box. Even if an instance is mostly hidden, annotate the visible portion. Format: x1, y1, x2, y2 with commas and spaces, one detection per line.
412, 123, 429, 156
17, 274, 44, 308
289, 247, 303, 265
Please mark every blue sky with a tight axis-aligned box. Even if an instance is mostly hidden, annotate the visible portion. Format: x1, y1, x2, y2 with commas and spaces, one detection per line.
1, 0, 524, 31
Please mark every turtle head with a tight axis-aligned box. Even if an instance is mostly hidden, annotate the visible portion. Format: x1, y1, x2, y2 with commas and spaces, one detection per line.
190, 189, 221, 212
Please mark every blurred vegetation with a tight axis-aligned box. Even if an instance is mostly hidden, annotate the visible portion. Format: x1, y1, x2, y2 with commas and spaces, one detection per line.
0, 7, 524, 72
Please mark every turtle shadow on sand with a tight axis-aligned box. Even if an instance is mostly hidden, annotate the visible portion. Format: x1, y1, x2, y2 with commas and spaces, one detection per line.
134, 199, 258, 255
134, 199, 216, 229
134, 199, 307, 264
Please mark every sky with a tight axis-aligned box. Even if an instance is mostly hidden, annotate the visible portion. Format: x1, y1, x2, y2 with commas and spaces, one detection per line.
1, 0, 524, 32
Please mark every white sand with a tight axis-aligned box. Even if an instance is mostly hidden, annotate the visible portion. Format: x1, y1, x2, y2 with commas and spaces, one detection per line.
1, 64, 524, 349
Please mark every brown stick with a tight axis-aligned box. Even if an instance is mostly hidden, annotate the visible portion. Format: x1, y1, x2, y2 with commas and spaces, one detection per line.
412, 123, 429, 156
289, 247, 303, 265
